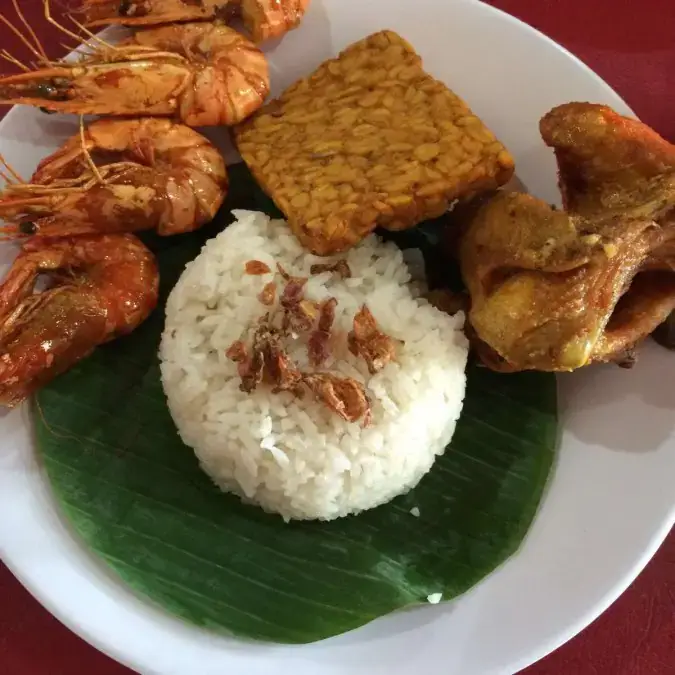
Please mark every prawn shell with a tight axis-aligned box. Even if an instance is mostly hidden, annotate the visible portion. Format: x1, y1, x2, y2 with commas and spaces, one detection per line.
0, 23, 270, 127
0, 118, 228, 238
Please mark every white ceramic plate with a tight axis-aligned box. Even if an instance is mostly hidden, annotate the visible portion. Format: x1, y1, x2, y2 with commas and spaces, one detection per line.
0, 1, 673, 673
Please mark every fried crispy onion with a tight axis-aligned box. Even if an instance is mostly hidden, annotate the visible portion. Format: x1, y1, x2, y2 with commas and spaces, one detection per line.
348, 305, 397, 374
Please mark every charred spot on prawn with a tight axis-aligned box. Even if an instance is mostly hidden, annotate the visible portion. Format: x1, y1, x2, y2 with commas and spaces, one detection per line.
117, 0, 145, 17
214, 2, 240, 21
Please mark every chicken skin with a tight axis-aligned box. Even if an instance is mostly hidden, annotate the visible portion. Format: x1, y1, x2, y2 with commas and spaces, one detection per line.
460, 103, 675, 372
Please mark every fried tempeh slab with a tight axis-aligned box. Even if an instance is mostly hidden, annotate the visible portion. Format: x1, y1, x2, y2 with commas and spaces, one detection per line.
235, 30, 515, 255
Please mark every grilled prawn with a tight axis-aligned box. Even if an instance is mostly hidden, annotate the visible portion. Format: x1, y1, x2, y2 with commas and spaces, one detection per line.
0, 117, 227, 238
0, 21, 270, 126
81, 0, 311, 43
0, 233, 158, 407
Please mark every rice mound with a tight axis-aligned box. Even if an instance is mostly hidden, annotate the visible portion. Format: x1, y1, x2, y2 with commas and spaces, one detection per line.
160, 210, 469, 521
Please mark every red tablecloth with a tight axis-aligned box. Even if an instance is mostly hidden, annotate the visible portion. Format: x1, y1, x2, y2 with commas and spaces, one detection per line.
0, 1, 674, 674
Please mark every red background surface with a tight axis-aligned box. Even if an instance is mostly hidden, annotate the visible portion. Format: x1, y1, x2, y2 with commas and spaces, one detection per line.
0, 1, 674, 674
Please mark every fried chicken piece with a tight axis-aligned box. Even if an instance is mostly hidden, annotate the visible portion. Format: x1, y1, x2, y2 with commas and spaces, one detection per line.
459, 103, 675, 372
460, 192, 675, 372
652, 311, 675, 350
303, 373, 371, 424
348, 305, 397, 374
596, 272, 675, 363
541, 103, 675, 221
235, 30, 514, 255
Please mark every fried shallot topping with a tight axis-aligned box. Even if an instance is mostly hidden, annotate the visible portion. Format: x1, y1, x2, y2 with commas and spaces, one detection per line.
287, 299, 320, 333
245, 260, 271, 275
310, 260, 352, 279
225, 340, 247, 362
279, 275, 306, 305
278, 267, 319, 334
237, 321, 268, 393
229, 263, 380, 424
348, 305, 397, 374
225, 340, 252, 380
225, 340, 253, 381
258, 281, 277, 306
264, 332, 304, 396
228, 318, 304, 395
303, 373, 371, 425
308, 297, 337, 367
276, 263, 294, 281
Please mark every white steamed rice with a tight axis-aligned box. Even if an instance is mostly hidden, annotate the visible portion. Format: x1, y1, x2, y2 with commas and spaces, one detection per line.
159, 210, 469, 521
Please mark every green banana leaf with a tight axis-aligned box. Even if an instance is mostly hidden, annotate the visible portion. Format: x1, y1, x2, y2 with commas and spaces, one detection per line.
34, 164, 558, 644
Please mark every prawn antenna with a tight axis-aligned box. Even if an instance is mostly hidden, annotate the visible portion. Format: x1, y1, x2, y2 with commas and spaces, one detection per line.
43, 0, 117, 54
0, 6, 49, 66
79, 116, 105, 185
0, 49, 30, 72
11, 0, 49, 62
0, 170, 15, 186
0, 153, 25, 184
59, 41, 80, 53
66, 12, 118, 51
